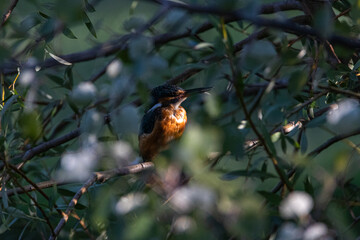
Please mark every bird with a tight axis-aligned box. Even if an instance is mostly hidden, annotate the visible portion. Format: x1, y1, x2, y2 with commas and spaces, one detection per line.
138, 84, 211, 162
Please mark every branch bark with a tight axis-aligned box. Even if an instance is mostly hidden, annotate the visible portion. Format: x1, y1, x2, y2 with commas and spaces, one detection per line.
0, 0, 19, 29
48, 162, 154, 240
152, 0, 360, 48
0, 0, 302, 75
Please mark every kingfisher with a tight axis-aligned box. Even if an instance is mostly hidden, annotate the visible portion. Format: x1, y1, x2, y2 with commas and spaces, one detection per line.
139, 84, 211, 161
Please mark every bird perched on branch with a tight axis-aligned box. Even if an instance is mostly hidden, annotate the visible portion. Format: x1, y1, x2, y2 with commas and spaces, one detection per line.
139, 84, 211, 161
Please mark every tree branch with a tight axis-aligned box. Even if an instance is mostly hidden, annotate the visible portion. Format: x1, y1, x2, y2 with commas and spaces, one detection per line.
0, 129, 80, 172
317, 84, 360, 99
2, 179, 70, 198
308, 128, 360, 157
152, 0, 360, 48
271, 127, 360, 194
48, 162, 154, 240
10, 174, 55, 236
19, 129, 81, 167
0, 0, 19, 28
0, 0, 303, 75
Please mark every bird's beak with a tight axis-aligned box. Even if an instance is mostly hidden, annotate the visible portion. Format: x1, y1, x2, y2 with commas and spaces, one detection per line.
183, 87, 212, 96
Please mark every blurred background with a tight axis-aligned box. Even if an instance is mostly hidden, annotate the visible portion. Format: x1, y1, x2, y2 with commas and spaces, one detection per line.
1, 0, 360, 239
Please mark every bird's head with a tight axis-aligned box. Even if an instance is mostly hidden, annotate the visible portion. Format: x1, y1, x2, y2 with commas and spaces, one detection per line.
149, 84, 211, 109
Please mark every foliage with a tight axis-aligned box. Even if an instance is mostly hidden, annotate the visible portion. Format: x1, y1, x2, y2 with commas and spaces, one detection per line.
0, 0, 360, 239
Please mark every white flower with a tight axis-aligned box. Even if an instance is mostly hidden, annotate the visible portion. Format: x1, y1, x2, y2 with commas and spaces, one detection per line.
327, 99, 360, 133
71, 82, 97, 107
304, 223, 330, 240
279, 191, 314, 219
59, 147, 98, 181
276, 222, 303, 240
111, 141, 134, 166
20, 69, 36, 86
170, 185, 215, 213
106, 60, 123, 78
173, 216, 195, 233
116, 193, 148, 214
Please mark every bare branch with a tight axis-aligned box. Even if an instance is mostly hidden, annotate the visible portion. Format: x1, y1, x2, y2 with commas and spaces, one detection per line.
2, 179, 69, 197
308, 128, 360, 157
271, 127, 360, 194
0, 0, 19, 29
20, 129, 81, 166
0, 0, 303, 75
152, 0, 360, 48
0, 129, 80, 173
317, 85, 360, 99
7, 164, 70, 227
49, 162, 154, 240
10, 174, 55, 235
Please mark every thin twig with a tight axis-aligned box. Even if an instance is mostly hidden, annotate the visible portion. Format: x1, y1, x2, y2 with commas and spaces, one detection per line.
19, 129, 81, 167
286, 90, 328, 118
271, 127, 360, 194
7, 164, 65, 215
220, 17, 293, 190
0, 129, 80, 173
49, 162, 154, 240
150, 0, 360, 48
0, 0, 19, 28
10, 174, 55, 235
308, 128, 360, 157
2, 179, 70, 198
0, 1, 304, 75
317, 85, 360, 99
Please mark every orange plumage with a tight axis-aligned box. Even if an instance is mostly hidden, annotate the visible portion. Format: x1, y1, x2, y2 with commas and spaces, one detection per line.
139, 106, 187, 160
138, 84, 211, 161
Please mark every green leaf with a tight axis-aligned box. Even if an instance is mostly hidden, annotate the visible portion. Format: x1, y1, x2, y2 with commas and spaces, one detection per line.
67, 96, 80, 114
259, 121, 277, 156
304, 176, 314, 196
257, 191, 282, 205
62, 27, 77, 39
221, 170, 276, 181
300, 132, 308, 153
280, 134, 287, 154
271, 132, 281, 143
274, 157, 293, 189
222, 124, 244, 157
18, 111, 42, 141
0, 216, 15, 234
306, 114, 326, 128
38, 11, 51, 19
333, 0, 351, 12
285, 136, 300, 149
40, 18, 57, 42
65, 66, 74, 89
84, 0, 96, 12
20, 14, 41, 31
46, 74, 65, 88
260, 161, 268, 182
1, 187, 9, 209
288, 70, 308, 94
46, 49, 72, 66
5, 207, 27, 219
82, 11, 97, 38
57, 186, 78, 197
353, 59, 360, 71
1, 95, 18, 119
193, 42, 214, 50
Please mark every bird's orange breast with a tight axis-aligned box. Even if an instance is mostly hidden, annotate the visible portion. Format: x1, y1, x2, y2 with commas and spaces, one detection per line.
139, 106, 187, 161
